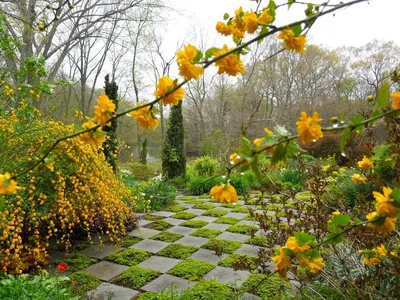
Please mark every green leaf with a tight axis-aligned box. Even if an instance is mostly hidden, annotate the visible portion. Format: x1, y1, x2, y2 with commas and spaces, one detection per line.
332, 214, 350, 226
251, 155, 262, 181
232, 35, 240, 45
205, 47, 219, 59
241, 136, 252, 154
377, 81, 390, 108
268, 0, 276, 19
223, 13, 229, 20
323, 233, 343, 244
391, 188, 400, 201
286, 140, 305, 159
350, 114, 364, 126
283, 248, 293, 257
288, 0, 295, 9
294, 232, 313, 245
291, 24, 302, 36
271, 144, 287, 165
327, 224, 341, 234
274, 125, 289, 137
192, 50, 203, 64
340, 127, 351, 152
259, 25, 269, 39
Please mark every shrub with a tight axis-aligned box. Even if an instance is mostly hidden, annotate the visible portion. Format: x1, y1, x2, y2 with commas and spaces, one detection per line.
139, 181, 177, 211
128, 162, 156, 181
188, 176, 223, 196
192, 156, 218, 177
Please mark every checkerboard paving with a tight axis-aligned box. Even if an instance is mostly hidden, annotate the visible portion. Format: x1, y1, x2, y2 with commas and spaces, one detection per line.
50, 195, 280, 299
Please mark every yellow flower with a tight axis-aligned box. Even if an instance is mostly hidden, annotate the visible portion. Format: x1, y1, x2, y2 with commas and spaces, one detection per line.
299, 256, 325, 273
257, 8, 273, 25
332, 171, 339, 177
296, 112, 323, 144
176, 44, 204, 80
216, 22, 233, 36
0, 172, 18, 195
213, 45, 245, 76
357, 156, 373, 169
94, 95, 116, 126
79, 120, 107, 148
271, 248, 292, 279
366, 212, 396, 233
230, 153, 241, 164
364, 256, 381, 266
374, 187, 398, 217
278, 29, 306, 53
332, 211, 340, 216
253, 138, 263, 147
209, 183, 238, 203
154, 76, 185, 106
375, 244, 387, 257
285, 236, 310, 253
392, 91, 400, 110
351, 174, 367, 184
243, 12, 258, 34
129, 103, 160, 130
264, 127, 273, 136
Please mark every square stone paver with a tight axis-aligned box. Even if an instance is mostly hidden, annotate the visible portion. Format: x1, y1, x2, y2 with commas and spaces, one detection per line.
225, 212, 248, 219
191, 248, 228, 264
175, 236, 209, 247
218, 207, 233, 212
84, 261, 128, 281
138, 219, 154, 227
185, 208, 207, 215
237, 220, 259, 226
141, 274, 190, 293
128, 228, 161, 239
167, 226, 196, 235
47, 251, 66, 264
204, 223, 230, 231
192, 216, 218, 223
181, 203, 195, 209
238, 200, 245, 205
204, 266, 250, 287
234, 244, 259, 256
164, 218, 186, 226
217, 232, 248, 243
152, 211, 175, 217
87, 283, 139, 300
131, 239, 170, 253
138, 256, 182, 273
80, 244, 123, 260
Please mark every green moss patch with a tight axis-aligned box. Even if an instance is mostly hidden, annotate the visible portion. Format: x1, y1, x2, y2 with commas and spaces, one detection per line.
190, 228, 222, 239
202, 209, 227, 217
202, 239, 242, 254
164, 205, 187, 212
144, 214, 165, 221
193, 202, 215, 210
181, 219, 208, 228
114, 266, 160, 289
213, 216, 240, 225
171, 212, 197, 220
245, 235, 268, 247
241, 273, 289, 298
105, 248, 151, 266
177, 196, 197, 201
198, 195, 211, 199
245, 199, 257, 205
226, 224, 258, 235
150, 231, 183, 243
145, 220, 174, 231
187, 280, 233, 299
218, 254, 259, 270
118, 236, 143, 248
231, 206, 250, 213
158, 243, 198, 259
68, 272, 101, 297
55, 253, 96, 272
138, 292, 161, 300
167, 259, 215, 281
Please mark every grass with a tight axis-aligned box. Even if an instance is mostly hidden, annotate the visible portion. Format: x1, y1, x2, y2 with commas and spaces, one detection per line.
202, 209, 228, 217
192, 202, 215, 210
105, 248, 151, 266
114, 266, 160, 289
55, 253, 96, 272
172, 212, 197, 220
157, 243, 198, 259
218, 254, 259, 270
164, 205, 187, 212
213, 216, 240, 225
190, 228, 222, 239
245, 235, 268, 247
118, 236, 143, 247
231, 206, 250, 213
241, 273, 289, 298
181, 219, 208, 228
167, 259, 215, 281
202, 239, 242, 254
68, 272, 101, 297
144, 214, 165, 221
226, 224, 258, 235
145, 220, 174, 231
150, 231, 183, 243
177, 196, 197, 201
198, 195, 210, 199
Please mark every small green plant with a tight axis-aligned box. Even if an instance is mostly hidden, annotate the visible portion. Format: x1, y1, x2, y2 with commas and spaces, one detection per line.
202, 239, 242, 254
55, 253, 97, 272
144, 214, 165, 221
241, 273, 289, 298
164, 205, 187, 212
150, 231, 184, 243
192, 202, 215, 210
129, 162, 156, 181
231, 206, 250, 213
181, 220, 208, 228
171, 212, 197, 220
218, 254, 259, 270
192, 156, 218, 177
140, 181, 177, 210
118, 236, 143, 247
68, 272, 101, 297
188, 176, 223, 196
226, 224, 258, 235
213, 217, 240, 225
115, 266, 160, 289
246, 235, 268, 247
190, 228, 222, 239
203, 209, 228, 217
105, 248, 151, 266
158, 244, 198, 259
167, 259, 215, 281
146, 220, 174, 231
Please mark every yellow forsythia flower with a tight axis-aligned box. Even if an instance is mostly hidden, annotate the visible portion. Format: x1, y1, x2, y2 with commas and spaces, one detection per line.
366, 212, 396, 233
299, 256, 325, 273
264, 127, 273, 135
278, 28, 306, 53
213, 45, 245, 76
332, 211, 341, 216
230, 153, 242, 164
351, 174, 367, 184
357, 156, 374, 169
364, 256, 381, 266
0, 172, 18, 195
176, 44, 204, 80
374, 187, 398, 217
392, 91, 400, 110
216, 22, 233, 36
296, 112, 323, 144
154, 76, 185, 106
209, 183, 238, 204
376, 244, 388, 257
271, 248, 292, 279
129, 103, 160, 130
285, 236, 311, 253
257, 8, 273, 25
94, 95, 116, 126
243, 12, 258, 34
79, 120, 107, 148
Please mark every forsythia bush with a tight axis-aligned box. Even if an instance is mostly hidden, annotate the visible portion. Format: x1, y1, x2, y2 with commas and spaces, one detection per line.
0, 102, 133, 274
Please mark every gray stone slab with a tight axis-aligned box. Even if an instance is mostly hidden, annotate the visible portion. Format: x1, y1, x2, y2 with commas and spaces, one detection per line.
167, 226, 196, 235
87, 283, 139, 300
181, 203, 195, 209
217, 207, 233, 212
237, 220, 259, 226
185, 208, 207, 215
80, 244, 123, 260
163, 218, 186, 226
204, 223, 230, 231
141, 274, 190, 293
175, 236, 209, 247
238, 200, 245, 205
138, 256, 182, 273
234, 244, 259, 256
192, 216, 218, 223
204, 266, 250, 287
131, 239, 170, 253
84, 261, 129, 281
190, 248, 228, 264
242, 292, 261, 299
217, 232, 248, 243
47, 251, 66, 264
138, 219, 154, 227
225, 212, 248, 219
152, 211, 175, 217
128, 228, 161, 239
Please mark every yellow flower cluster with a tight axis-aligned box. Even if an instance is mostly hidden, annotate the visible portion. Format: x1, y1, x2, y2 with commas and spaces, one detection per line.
278, 28, 307, 53
79, 119, 107, 148
253, 127, 276, 155
213, 45, 245, 76
154, 76, 185, 106
129, 102, 160, 130
296, 112, 323, 144
357, 156, 374, 169
361, 244, 388, 266
366, 187, 398, 233
209, 183, 238, 203
0, 172, 18, 195
4, 85, 14, 97
392, 92, 400, 110
351, 173, 367, 184
94, 94, 116, 126
176, 44, 204, 80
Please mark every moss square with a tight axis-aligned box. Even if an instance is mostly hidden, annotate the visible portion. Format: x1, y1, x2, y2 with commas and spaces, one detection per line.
198, 195, 211, 199
118, 236, 143, 248
181, 219, 208, 228
105, 248, 151, 266
114, 266, 160, 289
55, 253, 97, 272
220, 203, 237, 208
188, 280, 234, 299
157, 243, 198, 259
245, 235, 268, 247
190, 228, 222, 239
150, 231, 183, 243
193, 202, 215, 210
241, 273, 289, 298
164, 205, 187, 212
171, 211, 197, 220
202, 239, 242, 254
231, 206, 250, 213
144, 214, 165, 221
213, 216, 240, 225
145, 220, 174, 231
218, 254, 259, 270
177, 196, 197, 201
67, 272, 101, 297
226, 224, 258, 235
202, 209, 228, 217
167, 259, 215, 281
